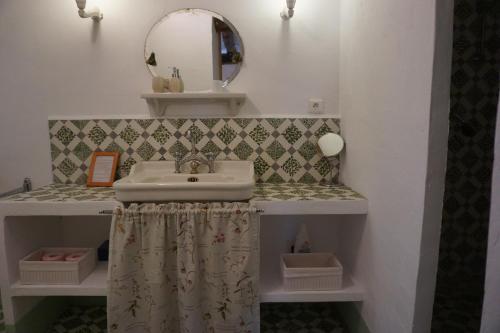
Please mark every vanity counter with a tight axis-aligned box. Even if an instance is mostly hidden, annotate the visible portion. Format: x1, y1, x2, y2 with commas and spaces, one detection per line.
0, 183, 367, 216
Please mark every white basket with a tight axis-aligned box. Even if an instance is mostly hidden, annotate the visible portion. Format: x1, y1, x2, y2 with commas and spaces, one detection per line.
281, 253, 343, 291
19, 248, 96, 285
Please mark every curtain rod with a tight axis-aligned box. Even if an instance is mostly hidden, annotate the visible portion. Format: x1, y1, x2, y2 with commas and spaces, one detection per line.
99, 208, 264, 215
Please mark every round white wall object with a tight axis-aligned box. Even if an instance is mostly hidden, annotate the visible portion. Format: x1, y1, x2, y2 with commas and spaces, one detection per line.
318, 133, 344, 157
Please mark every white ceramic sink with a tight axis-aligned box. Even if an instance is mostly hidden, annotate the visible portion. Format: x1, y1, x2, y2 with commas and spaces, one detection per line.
113, 160, 255, 202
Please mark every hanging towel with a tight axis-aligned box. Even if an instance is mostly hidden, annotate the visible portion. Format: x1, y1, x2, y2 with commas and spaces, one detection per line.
107, 202, 260, 333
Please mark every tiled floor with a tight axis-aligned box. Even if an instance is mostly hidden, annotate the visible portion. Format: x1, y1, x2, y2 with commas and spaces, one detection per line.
0, 306, 5, 333
46, 303, 347, 333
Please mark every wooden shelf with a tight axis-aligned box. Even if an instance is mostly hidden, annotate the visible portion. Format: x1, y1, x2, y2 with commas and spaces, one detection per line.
260, 274, 364, 303
141, 92, 247, 114
9, 262, 108, 297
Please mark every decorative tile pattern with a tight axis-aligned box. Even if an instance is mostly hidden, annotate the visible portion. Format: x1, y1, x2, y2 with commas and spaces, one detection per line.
0, 183, 363, 203
431, 279, 483, 333
46, 304, 346, 333
432, 1, 499, 332
47, 306, 107, 333
1, 184, 116, 202
252, 183, 364, 202
48, 118, 341, 184
0, 304, 4, 333
261, 303, 346, 333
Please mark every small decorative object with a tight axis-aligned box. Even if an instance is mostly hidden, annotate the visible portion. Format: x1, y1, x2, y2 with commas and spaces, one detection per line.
318, 133, 345, 188
146, 52, 157, 66
152, 76, 169, 93
294, 223, 312, 253
169, 67, 184, 93
87, 152, 120, 187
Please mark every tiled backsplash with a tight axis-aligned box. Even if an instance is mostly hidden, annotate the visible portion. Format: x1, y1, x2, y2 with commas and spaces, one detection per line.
49, 118, 340, 184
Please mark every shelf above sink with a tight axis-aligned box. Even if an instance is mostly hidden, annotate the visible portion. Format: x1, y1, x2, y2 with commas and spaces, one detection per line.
141, 92, 247, 115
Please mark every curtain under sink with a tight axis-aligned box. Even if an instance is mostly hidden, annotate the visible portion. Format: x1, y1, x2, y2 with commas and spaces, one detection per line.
107, 202, 260, 333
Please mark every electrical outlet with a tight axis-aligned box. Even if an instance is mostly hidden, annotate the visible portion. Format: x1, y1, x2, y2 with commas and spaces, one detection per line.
308, 98, 324, 114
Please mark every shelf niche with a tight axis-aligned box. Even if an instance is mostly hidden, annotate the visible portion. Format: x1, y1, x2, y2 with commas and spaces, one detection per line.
141, 92, 247, 115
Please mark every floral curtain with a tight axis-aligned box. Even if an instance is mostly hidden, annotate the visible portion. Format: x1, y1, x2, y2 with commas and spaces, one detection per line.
107, 202, 260, 333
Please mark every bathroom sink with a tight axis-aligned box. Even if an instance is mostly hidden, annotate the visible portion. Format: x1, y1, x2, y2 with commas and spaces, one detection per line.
113, 161, 255, 202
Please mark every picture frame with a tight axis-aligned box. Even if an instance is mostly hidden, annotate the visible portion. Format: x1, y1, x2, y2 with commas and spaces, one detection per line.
87, 152, 120, 187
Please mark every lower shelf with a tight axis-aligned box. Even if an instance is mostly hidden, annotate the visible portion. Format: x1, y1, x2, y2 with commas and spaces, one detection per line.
9, 262, 108, 297
260, 275, 364, 303
9, 262, 364, 303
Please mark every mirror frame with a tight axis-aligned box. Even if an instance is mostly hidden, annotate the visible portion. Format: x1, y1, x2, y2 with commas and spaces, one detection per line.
144, 8, 245, 88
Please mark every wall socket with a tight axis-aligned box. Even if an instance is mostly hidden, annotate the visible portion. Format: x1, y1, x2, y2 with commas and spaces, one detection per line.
308, 98, 325, 114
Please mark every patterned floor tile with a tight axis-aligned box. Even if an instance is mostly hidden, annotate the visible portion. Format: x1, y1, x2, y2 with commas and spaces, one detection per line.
47, 307, 107, 333
0, 305, 5, 333
47, 304, 346, 333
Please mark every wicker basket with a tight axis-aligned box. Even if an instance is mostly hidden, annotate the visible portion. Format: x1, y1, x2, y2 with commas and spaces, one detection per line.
281, 253, 343, 291
19, 248, 96, 285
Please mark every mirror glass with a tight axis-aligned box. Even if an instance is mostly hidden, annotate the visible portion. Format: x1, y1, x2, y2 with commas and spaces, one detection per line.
145, 9, 244, 92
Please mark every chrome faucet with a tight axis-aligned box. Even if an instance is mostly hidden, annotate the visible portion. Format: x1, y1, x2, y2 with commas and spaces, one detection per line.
174, 130, 215, 174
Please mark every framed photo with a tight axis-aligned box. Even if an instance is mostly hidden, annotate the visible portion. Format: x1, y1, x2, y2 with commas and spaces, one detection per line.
87, 152, 120, 187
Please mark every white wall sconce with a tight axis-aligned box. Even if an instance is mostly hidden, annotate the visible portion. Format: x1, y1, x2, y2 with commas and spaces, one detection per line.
75, 0, 103, 21
280, 0, 297, 20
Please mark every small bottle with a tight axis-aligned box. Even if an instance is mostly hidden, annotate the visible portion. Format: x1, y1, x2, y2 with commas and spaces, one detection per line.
169, 67, 182, 93
294, 223, 312, 253
176, 68, 185, 92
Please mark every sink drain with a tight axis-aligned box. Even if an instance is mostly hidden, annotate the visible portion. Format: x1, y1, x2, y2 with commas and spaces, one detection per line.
187, 177, 199, 183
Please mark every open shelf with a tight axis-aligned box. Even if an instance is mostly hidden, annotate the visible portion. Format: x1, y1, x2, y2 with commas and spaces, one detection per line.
260, 274, 364, 303
9, 262, 108, 297
9, 261, 363, 303
141, 92, 247, 114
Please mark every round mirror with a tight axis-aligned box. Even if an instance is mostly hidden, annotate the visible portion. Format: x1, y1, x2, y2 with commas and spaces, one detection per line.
145, 9, 244, 92
318, 133, 345, 157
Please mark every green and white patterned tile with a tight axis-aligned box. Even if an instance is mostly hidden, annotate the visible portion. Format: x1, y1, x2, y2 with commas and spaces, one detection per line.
55, 126, 76, 146
216, 123, 238, 145
283, 123, 302, 145
234, 141, 254, 160
73, 142, 93, 162
118, 125, 140, 146
136, 141, 157, 161
0, 183, 364, 204
249, 123, 271, 145
49, 118, 341, 184
87, 125, 107, 146
151, 124, 171, 145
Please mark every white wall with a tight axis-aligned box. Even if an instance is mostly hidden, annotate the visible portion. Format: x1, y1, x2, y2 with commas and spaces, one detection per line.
481, 97, 500, 333
339, 0, 448, 332
0, 0, 340, 193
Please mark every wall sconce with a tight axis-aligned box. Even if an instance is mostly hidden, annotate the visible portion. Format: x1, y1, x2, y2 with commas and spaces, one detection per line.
280, 0, 297, 20
75, 0, 103, 21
